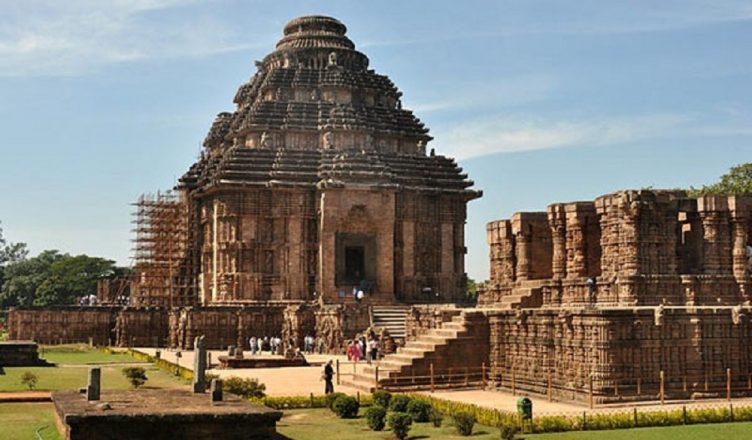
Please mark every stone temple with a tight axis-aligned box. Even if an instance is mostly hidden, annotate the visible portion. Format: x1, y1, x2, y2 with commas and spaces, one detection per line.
176, 15, 480, 305
8, 16, 480, 351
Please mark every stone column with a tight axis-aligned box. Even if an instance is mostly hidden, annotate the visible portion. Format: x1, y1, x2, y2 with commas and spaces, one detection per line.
87, 367, 101, 401
487, 220, 515, 283
548, 205, 567, 280
515, 232, 531, 281
566, 214, 587, 278
729, 195, 750, 296
211, 378, 223, 403
193, 335, 207, 393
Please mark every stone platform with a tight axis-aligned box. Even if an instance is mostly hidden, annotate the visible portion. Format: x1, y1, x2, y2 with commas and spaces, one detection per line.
53, 389, 283, 440
217, 355, 309, 369
0, 340, 52, 367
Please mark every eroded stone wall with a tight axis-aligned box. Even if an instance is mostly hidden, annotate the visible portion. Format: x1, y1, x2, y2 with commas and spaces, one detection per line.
488, 308, 752, 403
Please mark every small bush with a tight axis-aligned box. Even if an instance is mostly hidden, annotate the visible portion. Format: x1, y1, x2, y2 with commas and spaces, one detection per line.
500, 424, 518, 440
407, 399, 432, 423
20, 371, 39, 390
121, 367, 148, 389
325, 392, 346, 409
223, 377, 266, 399
429, 408, 444, 427
331, 395, 360, 418
389, 394, 411, 412
452, 410, 477, 436
372, 389, 392, 408
365, 406, 387, 430
387, 412, 412, 440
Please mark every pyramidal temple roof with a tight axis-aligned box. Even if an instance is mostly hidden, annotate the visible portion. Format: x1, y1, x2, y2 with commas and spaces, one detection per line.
180, 15, 480, 199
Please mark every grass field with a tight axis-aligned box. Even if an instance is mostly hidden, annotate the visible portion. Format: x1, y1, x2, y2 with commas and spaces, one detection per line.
277, 408, 752, 440
0, 403, 62, 440
39, 344, 140, 365
0, 345, 187, 392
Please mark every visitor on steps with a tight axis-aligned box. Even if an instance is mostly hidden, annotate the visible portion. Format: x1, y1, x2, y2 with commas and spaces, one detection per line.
323, 360, 335, 394
249, 336, 257, 355
370, 338, 379, 361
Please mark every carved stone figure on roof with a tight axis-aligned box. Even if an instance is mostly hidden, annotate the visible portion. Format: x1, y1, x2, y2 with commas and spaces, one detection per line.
328, 51, 338, 66
323, 131, 334, 149
260, 131, 272, 148
364, 132, 374, 150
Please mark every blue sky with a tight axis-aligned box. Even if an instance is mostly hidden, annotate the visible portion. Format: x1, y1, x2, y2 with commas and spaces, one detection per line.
1, 0, 751, 281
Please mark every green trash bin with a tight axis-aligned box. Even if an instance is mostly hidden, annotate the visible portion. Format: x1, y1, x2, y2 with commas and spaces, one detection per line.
516, 397, 533, 420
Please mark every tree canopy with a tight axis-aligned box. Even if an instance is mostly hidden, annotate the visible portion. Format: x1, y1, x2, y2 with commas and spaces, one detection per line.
0, 250, 122, 308
689, 163, 752, 196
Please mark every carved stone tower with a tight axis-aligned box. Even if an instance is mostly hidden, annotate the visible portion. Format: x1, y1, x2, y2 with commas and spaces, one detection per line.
179, 16, 481, 305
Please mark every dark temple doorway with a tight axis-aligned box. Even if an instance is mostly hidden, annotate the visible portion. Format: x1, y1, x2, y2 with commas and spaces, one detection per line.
344, 246, 365, 282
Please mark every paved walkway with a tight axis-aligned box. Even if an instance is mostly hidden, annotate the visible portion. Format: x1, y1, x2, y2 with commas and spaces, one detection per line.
0, 391, 52, 402
136, 348, 366, 396
421, 389, 752, 416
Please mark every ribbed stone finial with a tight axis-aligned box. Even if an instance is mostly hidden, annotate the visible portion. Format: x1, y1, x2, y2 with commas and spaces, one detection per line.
276, 15, 354, 50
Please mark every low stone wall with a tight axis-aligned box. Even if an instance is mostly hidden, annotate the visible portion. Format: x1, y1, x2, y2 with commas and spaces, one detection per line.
0, 341, 51, 366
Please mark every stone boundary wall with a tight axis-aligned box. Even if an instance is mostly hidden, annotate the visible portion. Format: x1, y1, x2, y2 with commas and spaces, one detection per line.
8, 302, 373, 353
8, 307, 120, 346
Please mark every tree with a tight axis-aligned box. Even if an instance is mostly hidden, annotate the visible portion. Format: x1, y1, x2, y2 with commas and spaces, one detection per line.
0, 250, 63, 308
0, 221, 28, 266
0, 251, 119, 308
0, 222, 28, 300
690, 162, 752, 196
121, 366, 148, 389
20, 371, 39, 390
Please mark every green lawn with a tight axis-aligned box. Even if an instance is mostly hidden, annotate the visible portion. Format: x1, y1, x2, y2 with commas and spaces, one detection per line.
0, 345, 187, 392
278, 408, 502, 439
0, 403, 62, 440
39, 344, 141, 365
277, 408, 752, 440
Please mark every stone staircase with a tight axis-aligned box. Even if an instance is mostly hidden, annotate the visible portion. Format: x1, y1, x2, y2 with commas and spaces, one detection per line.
371, 306, 409, 339
342, 309, 489, 392
496, 285, 544, 310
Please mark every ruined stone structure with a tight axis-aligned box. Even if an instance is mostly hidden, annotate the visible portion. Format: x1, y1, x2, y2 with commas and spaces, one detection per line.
479, 190, 752, 403
8, 15, 479, 351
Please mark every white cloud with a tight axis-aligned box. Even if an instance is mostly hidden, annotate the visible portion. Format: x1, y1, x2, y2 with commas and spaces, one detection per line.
407, 74, 558, 114
0, 0, 266, 76
433, 113, 691, 160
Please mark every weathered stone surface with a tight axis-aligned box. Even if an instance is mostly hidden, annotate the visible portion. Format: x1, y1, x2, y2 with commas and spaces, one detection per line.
479, 190, 752, 403
53, 389, 282, 440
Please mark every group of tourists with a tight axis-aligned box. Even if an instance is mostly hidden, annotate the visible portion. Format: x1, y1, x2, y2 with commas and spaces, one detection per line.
248, 334, 325, 356
345, 332, 380, 363
248, 336, 284, 355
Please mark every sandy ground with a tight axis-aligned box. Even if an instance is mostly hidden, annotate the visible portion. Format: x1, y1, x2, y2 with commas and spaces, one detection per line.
137, 348, 367, 396
136, 348, 752, 414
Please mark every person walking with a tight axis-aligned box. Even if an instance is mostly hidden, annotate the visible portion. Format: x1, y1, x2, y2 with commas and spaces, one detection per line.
370, 337, 379, 361
323, 360, 335, 394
